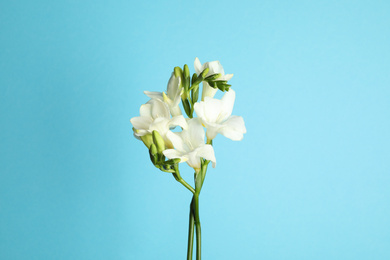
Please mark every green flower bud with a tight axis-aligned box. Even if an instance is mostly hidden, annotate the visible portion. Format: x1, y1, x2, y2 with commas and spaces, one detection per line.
181, 65, 190, 92
152, 130, 165, 153
191, 86, 199, 104
182, 99, 192, 117
205, 73, 221, 81
200, 68, 209, 78
140, 134, 154, 148
208, 81, 217, 89
165, 158, 181, 165
174, 67, 182, 78
191, 73, 197, 85
149, 144, 158, 164
183, 64, 190, 79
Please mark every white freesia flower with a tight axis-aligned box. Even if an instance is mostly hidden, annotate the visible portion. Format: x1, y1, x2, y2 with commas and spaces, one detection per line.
163, 118, 216, 170
130, 99, 187, 148
194, 57, 233, 100
144, 73, 183, 116
194, 89, 246, 141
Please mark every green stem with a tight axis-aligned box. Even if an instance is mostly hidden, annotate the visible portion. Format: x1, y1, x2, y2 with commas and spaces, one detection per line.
177, 177, 195, 194
187, 198, 195, 260
173, 165, 195, 194
194, 193, 201, 260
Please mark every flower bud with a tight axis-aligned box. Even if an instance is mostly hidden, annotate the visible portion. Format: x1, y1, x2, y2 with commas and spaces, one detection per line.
152, 130, 165, 154
182, 99, 191, 117
200, 68, 209, 78
174, 67, 182, 78
191, 86, 199, 104
191, 73, 197, 85
183, 64, 190, 79
205, 73, 221, 81
149, 144, 158, 164
165, 158, 182, 164
140, 134, 154, 149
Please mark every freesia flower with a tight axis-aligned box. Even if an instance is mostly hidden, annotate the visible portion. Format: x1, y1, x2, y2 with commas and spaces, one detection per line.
144, 73, 182, 116
194, 89, 246, 141
163, 118, 216, 171
194, 57, 233, 100
130, 99, 187, 148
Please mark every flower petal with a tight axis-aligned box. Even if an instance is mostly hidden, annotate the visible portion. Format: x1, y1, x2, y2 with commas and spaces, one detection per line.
196, 144, 216, 168
201, 82, 218, 100
166, 131, 187, 152
139, 104, 152, 117
167, 73, 181, 101
169, 105, 182, 117
206, 60, 224, 76
187, 118, 205, 148
220, 89, 236, 122
163, 149, 188, 162
205, 126, 220, 141
204, 98, 223, 123
169, 115, 188, 130
150, 99, 170, 118
144, 91, 163, 101
194, 57, 202, 75
219, 73, 233, 81
130, 116, 153, 130
220, 116, 246, 141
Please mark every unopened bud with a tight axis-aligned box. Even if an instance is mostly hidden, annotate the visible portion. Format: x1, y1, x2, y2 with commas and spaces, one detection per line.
191, 73, 197, 85
200, 68, 209, 78
174, 67, 182, 78
183, 64, 190, 79
191, 86, 199, 104
166, 158, 182, 164
205, 73, 221, 81
149, 144, 158, 164
152, 130, 165, 153
140, 134, 154, 148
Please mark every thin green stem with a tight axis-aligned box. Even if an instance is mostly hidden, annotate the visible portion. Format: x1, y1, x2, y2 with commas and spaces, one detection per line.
193, 193, 201, 260
177, 177, 195, 194
173, 165, 195, 194
187, 198, 195, 260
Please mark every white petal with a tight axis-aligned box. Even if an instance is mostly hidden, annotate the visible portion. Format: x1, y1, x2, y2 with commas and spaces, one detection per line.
166, 131, 187, 152
149, 118, 170, 138
206, 60, 224, 75
140, 104, 152, 117
144, 91, 163, 101
169, 105, 182, 117
169, 115, 188, 130
186, 150, 202, 170
187, 118, 205, 148
219, 73, 233, 81
201, 82, 218, 100
151, 99, 170, 118
196, 144, 216, 168
219, 89, 236, 122
163, 149, 188, 162
205, 126, 219, 141
194, 102, 205, 119
167, 73, 181, 99
134, 129, 149, 137
220, 116, 246, 141
194, 57, 202, 75
130, 116, 152, 130
204, 98, 223, 123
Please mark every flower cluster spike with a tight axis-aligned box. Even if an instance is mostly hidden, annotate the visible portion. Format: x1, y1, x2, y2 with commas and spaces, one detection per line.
130, 57, 247, 260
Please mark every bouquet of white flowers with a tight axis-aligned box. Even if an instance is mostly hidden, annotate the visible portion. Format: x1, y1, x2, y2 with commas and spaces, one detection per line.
130, 57, 246, 260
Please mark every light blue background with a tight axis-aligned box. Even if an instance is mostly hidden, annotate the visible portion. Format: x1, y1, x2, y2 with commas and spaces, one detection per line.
1, 0, 389, 259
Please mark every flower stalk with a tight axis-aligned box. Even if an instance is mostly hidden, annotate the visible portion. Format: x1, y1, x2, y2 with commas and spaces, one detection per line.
130, 57, 246, 259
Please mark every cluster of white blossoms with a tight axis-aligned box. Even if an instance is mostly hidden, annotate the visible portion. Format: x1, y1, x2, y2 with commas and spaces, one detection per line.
130, 58, 246, 172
